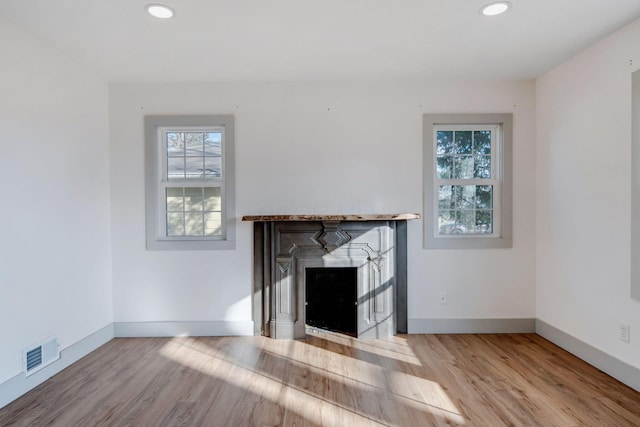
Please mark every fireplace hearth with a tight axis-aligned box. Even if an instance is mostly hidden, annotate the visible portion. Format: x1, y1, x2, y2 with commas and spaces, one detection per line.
242, 214, 420, 339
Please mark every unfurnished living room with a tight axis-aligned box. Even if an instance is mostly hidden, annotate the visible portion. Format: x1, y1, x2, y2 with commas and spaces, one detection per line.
2, 0, 640, 426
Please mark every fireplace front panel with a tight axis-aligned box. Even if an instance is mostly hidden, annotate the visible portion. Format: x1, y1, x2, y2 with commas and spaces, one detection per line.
252, 220, 406, 339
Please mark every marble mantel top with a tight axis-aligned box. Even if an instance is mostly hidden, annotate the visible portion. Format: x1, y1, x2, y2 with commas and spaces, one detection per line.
241, 213, 420, 222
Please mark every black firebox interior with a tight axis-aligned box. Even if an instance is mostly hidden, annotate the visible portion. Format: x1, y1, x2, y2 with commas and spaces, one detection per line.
305, 267, 357, 337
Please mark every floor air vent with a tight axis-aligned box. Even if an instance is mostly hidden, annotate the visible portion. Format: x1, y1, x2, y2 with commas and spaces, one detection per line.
23, 337, 59, 376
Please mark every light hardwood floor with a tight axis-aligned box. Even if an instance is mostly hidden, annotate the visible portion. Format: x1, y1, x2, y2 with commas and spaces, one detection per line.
1, 332, 639, 426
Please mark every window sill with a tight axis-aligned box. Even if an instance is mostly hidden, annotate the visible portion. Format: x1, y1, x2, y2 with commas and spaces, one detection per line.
146, 238, 236, 251
424, 236, 512, 249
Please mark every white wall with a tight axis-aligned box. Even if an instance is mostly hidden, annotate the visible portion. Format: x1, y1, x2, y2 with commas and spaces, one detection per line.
537, 18, 640, 369
0, 17, 112, 384
109, 80, 536, 328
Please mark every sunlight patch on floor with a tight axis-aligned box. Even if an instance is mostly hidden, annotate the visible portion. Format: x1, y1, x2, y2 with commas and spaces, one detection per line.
159, 337, 466, 426
390, 371, 466, 425
159, 338, 390, 426
255, 336, 388, 388
306, 330, 422, 365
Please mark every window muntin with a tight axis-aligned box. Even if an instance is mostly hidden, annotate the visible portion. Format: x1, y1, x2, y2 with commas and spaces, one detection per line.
434, 125, 500, 238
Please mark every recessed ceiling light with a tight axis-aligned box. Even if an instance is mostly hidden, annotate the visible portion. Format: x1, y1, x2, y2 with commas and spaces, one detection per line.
146, 4, 175, 19
481, 1, 511, 16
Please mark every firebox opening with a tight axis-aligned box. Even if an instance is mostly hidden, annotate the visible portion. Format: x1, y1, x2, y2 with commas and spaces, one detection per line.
305, 267, 358, 337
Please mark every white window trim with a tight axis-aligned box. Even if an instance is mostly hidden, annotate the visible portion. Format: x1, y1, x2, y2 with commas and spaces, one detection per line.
423, 114, 512, 249
145, 115, 236, 250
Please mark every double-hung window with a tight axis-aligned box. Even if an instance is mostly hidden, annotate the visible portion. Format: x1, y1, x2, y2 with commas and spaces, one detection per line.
145, 115, 235, 250
424, 114, 512, 249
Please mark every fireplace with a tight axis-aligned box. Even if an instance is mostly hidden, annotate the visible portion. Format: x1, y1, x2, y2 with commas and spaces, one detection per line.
243, 214, 419, 339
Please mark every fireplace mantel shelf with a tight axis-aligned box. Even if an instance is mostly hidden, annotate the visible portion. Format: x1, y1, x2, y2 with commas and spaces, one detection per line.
242, 213, 420, 222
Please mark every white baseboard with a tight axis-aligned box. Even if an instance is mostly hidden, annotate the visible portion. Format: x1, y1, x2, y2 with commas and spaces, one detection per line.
536, 319, 640, 393
113, 321, 255, 337
0, 323, 114, 410
408, 318, 536, 334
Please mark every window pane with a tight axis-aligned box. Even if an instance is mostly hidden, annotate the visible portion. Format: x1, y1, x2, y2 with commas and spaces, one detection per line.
205, 157, 222, 177
184, 187, 203, 211
437, 156, 453, 179
205, 132, 222, 156
166, 188, 183, 211
476, 210, 493, 234
436, 131, 453, 155
474, 155, 492, 179
167, 132, 183, 157
454, 185, 475, 209
184, 213, 204, 236
438, 210, 463, 235
167, 157, 185, 179
474, 130, 491, 155
205, 212, 222, 236
454, 155, 474, 179
185, 132, 204, 155
167, 212, 184, 236
186, 157, 204, 178
439, 210, 456, 222
476, 185, 493, 209
438, 185, 454, 209
439, 208, 495, 235
163, 185, 222, 238
457, 210, 475, 233
204, 187, 222, 211
439, 186, 494, 235
455, 131, 472, 154
163, 186, 222, 238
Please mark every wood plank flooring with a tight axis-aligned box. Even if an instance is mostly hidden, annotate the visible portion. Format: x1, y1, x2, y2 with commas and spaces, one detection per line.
1, 333, 639, 426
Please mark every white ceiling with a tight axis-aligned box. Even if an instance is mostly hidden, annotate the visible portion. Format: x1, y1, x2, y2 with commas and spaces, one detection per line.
2, 0, 640, 82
